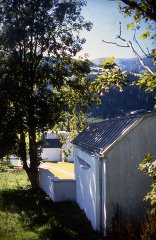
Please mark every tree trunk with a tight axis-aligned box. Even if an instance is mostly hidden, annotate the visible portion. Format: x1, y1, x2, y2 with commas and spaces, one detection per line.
26, 168, 39, 189
19, 132, 28, 170
19, 130, 40, 189
28, 127, 40, 189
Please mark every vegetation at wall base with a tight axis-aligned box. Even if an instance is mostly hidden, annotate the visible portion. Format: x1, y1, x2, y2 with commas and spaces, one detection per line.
0, 170, 103, 240
108, 212, 156, 240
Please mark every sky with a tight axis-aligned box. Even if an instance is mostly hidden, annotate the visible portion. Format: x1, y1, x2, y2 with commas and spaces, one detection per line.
78, 0, 155, 59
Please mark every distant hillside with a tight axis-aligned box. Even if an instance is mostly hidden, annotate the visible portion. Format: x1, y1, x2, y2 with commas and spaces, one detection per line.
88, 57, 155, 118
89, 85, 155, 118
91, 56, 156, 73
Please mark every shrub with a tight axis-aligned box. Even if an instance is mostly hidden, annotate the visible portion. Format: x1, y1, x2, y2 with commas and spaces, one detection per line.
141, 212, 156, 240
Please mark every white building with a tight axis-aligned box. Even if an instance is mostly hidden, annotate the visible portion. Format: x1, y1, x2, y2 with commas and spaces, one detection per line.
72, 112, 156, 235
41, 133, 63, 162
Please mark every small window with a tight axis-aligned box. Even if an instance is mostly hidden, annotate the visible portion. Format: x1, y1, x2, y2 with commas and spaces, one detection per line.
78, 157, 91, 170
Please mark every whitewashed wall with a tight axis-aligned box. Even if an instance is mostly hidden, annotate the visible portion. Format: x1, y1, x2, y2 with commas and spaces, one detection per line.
74, 147, 101, 231
41, 148, 61, 162
10, 156, 22, 167
39, 168, 76, 202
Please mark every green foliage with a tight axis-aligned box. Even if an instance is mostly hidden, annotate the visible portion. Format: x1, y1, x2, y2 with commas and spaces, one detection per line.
136, 72, 156, 93
127, 22, 135, 30
140, 31, 151, 40
135, 64, 156, 108
0, 171, 30, 190
0, 156, 13, 173
139, 153, 156, 214
0, 79, 19, 158
119, 0, 156, 22
91, 57, 127, 95
102, 56, 116, 67
52, 111, 89, 161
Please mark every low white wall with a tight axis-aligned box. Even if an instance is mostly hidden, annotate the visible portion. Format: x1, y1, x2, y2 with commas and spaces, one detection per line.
10, 156, 22, 167
74, 147, 100, 231
41, 148, 61, 162
39, 168, 76, 202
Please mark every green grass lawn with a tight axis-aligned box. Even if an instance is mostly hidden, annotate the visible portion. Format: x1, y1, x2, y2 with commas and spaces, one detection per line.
0, 170, 104, 240
44, 162, 74, 173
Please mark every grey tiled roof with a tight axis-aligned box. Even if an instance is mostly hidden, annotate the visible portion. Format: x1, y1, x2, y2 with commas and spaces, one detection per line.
43, 139, 63, 148
72, 116, 141, 155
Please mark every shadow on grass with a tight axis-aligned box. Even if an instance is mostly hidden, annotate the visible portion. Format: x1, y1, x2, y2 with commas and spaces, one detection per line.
0, 188, 104, 240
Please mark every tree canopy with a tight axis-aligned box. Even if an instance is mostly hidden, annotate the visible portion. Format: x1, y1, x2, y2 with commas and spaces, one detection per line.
0, 0, 97, 188
119, 0, 156, 22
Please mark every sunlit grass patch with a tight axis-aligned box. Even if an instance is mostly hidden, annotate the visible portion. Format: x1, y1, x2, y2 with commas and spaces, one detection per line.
44, 162, 74, 172
0, 171, 30, 190
42, 162, 75, 179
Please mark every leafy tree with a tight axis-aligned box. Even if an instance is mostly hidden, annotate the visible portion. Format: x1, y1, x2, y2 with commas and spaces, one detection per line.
0, 75, 18, 158
139, 153, 156, 214
0, 0, 96, 188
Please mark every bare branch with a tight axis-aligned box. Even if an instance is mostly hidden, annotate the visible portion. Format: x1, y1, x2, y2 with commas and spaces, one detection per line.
102, 39, 129, 48
147, 47, 151, 56
116, 22, 127, 42
102, 22, 156, 77
128, 40, 156, 76
133, 29, 152, 58
119, 21, 121, 37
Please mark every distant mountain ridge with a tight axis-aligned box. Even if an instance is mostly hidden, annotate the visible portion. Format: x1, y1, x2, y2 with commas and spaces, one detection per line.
91, 56, 156, 73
